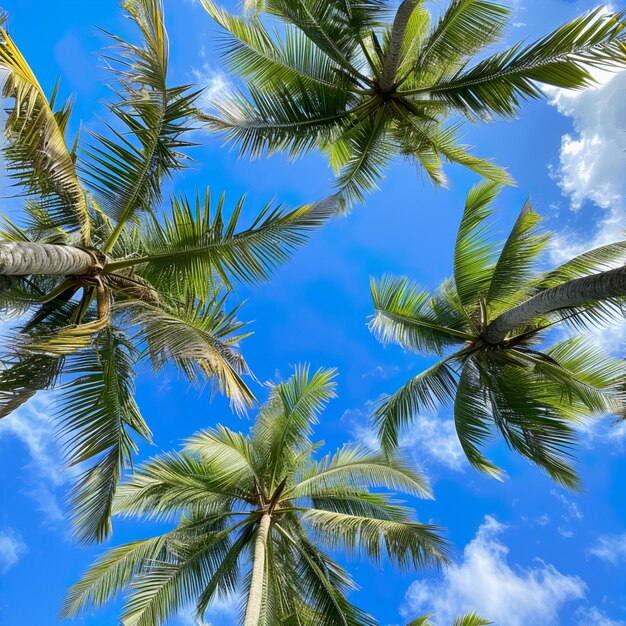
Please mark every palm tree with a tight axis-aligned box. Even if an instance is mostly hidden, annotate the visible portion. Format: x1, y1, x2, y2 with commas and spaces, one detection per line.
199, 0, 626, 207
370, 181, 626, 489
0, 0, 335, 544
408, 614, 491, 626
62, 365, 449, 626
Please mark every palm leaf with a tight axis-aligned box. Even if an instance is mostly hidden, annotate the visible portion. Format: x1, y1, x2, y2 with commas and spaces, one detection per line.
108, 191, 337, 296
0, 20, 90, 240
422, 8, 626, 118
84, 0, 198, 252
370, 274, 472, 356
375, 359, 459, 452
59, 327, 151, 543
453, 180, 500, 308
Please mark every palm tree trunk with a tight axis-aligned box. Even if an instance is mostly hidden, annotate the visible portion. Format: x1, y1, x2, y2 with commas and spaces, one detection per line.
0, 242, 96, 276
379, 0, 417, 91
243, 513, 271, 626
483, 265, 626, 344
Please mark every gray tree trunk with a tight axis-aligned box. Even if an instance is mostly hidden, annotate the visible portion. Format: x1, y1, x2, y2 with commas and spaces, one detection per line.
0, 242, 95, 276
482, 265, 626, 344
243, 513, 272, 626
379, 0, 418, 91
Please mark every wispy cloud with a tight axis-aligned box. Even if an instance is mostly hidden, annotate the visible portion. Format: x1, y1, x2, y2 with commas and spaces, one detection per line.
576, 606, 625, 626
0, 528, 27, 574
191, 65, 232, 112
344, 402, 466, 473
588, 532, 626, 565
402, 516, 586, 626
0, 393, 69, 523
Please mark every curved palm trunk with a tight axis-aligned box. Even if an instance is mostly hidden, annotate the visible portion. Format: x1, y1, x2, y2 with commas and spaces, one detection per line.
379, 0, 418, 91
483, 265, 626, 344
0, 242, 96, 276
243, 513, 271, 626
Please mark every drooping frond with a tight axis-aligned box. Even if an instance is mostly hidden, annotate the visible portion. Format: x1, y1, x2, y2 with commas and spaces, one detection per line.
375, 359, 459, 452
119, 298, 255, 413
59, 327, 151, 543
302, 508, 450, 571
0, 22, 90, 240
61, 535, 171, 618
453, 357, 503, 479
370, 274, 472, 356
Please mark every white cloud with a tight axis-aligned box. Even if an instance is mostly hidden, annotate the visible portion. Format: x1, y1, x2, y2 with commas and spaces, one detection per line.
577, 606, 625, 626
0, 528, 26, 574
0, 393, 69, 522
551, 490, 583, 522
403, 516, 586, 626
344, 403, 466, 472
588, 532, 626, 565
192, 65, 232, 111
546, 68, 626, 261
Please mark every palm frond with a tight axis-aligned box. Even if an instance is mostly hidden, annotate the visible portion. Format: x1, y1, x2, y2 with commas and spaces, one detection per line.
374, 359, 459, 452
370, 274, 472, 356
61, 535, 171, 618
302, 509, 450, 571
486, 197, 548, 312
539, 240, 626, 289
109, 191, 337, 296
84, 0, 198, 251
406, 0, 509, 83
253, 365, 337, 488
119, 297, 255, 413
452, 614, 492, 626
59, 327, 151, 543
454, 358, 503, 479
0, 23, 90, 240
453, 180, 500, 308
289, 443, 432, 499
425, 8, 626, 118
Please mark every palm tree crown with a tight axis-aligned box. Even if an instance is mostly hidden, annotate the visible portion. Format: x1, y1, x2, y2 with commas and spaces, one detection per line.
200, 0, 626, 207
62, 365, 449, 626
370, 181, 626, 489
0, 0, 334, 544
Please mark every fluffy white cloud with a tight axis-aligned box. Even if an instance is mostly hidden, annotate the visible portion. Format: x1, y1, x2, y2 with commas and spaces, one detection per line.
0, 393, 68, 522
588, 532, 626, 565
547, 68, 626, 261
403, 516, 586, 626
0, 528, 26, 574
345, 403, 466, 472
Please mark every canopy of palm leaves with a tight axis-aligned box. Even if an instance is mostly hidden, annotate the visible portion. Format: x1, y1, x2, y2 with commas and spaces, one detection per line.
408, 613, 491, 626
62, 365, 449, 626
200, 0, 626, 207
370, 180, 626, 490
0, 0, 334, 544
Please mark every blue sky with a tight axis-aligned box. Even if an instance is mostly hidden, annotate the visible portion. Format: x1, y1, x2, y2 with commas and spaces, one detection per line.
0, 0, 626, 625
